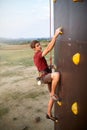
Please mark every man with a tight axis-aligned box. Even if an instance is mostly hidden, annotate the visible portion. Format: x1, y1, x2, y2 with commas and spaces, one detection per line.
30, 27, 62, 122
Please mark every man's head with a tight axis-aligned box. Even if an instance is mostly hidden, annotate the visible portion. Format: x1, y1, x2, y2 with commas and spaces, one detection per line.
30, 40, 42, 51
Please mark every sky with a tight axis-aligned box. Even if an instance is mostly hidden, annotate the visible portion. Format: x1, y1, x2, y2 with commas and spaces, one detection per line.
0, 0, 54, 39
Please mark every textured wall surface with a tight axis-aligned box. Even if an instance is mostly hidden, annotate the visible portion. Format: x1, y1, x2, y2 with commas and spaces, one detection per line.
54, 0, 87, 130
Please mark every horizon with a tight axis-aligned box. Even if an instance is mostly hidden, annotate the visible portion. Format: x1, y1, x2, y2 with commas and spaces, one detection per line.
0, 37, 50, 40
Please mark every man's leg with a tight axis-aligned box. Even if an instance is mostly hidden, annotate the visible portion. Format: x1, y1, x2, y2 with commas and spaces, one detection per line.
47, 83, 51, 93
42, 73, 60, 120
47, 83, 53, 116
47, 96, 59, 122
47, 98, 54, 116
47, 72, 60, 117
50, 72, 60, 97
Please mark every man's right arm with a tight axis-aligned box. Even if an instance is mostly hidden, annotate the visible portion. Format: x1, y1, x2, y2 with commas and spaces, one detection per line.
42, 27, 62, 57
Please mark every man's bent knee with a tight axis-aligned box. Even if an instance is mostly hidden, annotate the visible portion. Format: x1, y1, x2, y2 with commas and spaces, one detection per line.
51, 72, 60, 80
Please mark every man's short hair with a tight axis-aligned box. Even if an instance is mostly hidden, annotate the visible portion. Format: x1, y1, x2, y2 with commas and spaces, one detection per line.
30, 40, 39, 49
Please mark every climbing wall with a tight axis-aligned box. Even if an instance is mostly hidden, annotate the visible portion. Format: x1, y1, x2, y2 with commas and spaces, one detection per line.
53, 0, 87, 130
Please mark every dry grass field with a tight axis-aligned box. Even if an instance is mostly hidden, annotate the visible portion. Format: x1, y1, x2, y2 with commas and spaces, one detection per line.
0, 44, 54, 130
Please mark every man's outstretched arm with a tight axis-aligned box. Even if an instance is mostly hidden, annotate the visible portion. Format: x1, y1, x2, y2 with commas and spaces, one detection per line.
42, 27, 62, 57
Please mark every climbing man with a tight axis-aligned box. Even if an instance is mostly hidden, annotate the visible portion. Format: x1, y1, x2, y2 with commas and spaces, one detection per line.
30, 27, 62, 122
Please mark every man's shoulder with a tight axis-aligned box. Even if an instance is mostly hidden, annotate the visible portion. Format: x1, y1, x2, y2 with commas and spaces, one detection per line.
34, 51, 42, 58
36, 51, 42, 55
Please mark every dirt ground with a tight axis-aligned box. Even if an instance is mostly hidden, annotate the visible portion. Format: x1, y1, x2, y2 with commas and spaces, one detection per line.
0, 65, 54, 130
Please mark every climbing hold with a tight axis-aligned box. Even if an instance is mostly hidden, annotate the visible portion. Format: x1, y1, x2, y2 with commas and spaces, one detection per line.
71, 102, 78, 115
59, 26, 63, 35
73, 0, 79, 2
59, 31, 63, 35
53, 0, 57, 3
57, 101, 62, 106
73, 0, 83, 2
72, 53, 80, 65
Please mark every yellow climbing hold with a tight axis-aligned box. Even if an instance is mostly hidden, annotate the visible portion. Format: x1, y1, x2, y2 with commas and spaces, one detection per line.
72, 53, 80, 65
73, 0, 82, 2
59, 31, 63, 35
53, 0, 57, 3
73, 0, 79, 2
71, 102, 78, 115
57, 101, 62, 106
59, 26, 63, 35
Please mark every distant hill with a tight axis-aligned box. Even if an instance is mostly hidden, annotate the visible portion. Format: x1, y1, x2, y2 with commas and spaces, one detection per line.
0, 37, 50, 45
